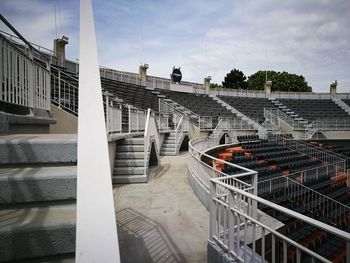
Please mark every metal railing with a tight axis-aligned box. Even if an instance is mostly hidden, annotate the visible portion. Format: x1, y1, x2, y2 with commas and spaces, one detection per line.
264, 108, 307, 130
144, 109, 161, 175
210, 176, 350, 263
258, 175, 350, 228
128, 105, 146, 133
264, 108, 350, 132
0, 33, 51, 110
173, 115, 185, 154
105, 97, 122, 134
51, 71, 79, 115
314, 119, 350, 130
158, 98, 190, 131
274, 135, 346, 175
188, 137, 257, 191
189, 136, 350, 262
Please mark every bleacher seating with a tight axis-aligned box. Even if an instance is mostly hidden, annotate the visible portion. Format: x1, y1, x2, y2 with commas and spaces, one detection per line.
102, 78, 160, 112
218, 96, 276, 123
158, 89, 235, 118
342, 99, 350, 108
278, 99, 350, 121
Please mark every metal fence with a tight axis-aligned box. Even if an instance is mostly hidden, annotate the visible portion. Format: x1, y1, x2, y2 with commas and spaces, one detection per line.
189, 136, 350, 262
274, 135, 346, 175
210, 176, 350, 263
0, 34, 51, 110
128, 106, 146, 133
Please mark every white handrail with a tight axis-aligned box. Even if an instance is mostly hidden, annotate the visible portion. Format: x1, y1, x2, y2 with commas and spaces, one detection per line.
0, 34, 51, 110
144, 109, 151, 174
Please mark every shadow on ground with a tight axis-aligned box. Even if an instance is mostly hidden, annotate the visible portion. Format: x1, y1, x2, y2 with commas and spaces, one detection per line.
117, 208, 187, 263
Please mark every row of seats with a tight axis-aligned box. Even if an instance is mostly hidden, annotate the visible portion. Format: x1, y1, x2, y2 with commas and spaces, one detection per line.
218, 96, 276, 124
279, 98, 350, 121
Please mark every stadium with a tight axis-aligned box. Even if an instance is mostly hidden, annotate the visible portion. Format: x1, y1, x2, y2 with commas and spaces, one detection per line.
0, 1, 350, 262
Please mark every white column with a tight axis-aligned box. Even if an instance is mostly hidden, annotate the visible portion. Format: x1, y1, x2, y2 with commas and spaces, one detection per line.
76, 0, 120, 262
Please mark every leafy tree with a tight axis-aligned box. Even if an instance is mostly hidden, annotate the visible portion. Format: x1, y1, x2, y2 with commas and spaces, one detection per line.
210, 83, 223, 89
222, 69, 248, 89
247, 70, 312, 92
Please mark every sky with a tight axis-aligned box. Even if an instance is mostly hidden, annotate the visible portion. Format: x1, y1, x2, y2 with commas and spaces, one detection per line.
0, 0, 349, 92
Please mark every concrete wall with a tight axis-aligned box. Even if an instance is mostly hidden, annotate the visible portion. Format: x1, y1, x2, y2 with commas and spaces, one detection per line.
322, 131, 350, 139
49, 105, 78, 134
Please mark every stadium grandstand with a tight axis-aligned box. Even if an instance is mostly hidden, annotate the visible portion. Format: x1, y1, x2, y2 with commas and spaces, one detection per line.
1, 3, 350, 263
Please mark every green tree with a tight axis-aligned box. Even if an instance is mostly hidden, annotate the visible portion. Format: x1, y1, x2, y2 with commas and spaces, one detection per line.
247, 70, 312, 92
210, 83, 223, 89
222, 69, 248, 89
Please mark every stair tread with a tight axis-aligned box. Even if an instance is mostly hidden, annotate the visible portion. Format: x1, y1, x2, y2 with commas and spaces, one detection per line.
0, 202, 76, 232
0, 166, 77, 180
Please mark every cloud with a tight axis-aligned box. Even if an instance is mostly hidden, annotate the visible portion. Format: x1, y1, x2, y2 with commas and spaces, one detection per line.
0, 0, 349, 92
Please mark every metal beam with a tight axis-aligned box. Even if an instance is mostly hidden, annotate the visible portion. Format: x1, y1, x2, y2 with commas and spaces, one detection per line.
0, 14, 35, 52
76, 0, 120, 262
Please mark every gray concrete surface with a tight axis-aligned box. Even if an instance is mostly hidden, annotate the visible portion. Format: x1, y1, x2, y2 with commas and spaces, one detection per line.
0, 166, 76, 203
114, 153, 209, 263
0, 134, 77, 164
0, 202, 76, 261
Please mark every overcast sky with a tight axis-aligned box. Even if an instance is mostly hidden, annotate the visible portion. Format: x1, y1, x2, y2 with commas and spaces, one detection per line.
0, 0, 349, 92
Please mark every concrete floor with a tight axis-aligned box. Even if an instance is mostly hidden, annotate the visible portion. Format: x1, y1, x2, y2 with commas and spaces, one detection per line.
114, 153, 209, 263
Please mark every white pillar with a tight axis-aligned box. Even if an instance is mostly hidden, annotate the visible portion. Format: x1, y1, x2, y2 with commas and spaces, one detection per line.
76, 0, 120, 262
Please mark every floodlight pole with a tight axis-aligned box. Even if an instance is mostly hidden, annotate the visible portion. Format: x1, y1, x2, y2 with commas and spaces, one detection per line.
76, 0, 120, 262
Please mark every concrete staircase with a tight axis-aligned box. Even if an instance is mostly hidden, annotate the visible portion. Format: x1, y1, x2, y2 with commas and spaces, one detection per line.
0, 134, 77, 262
160, 132, 184, 156
332, 98, 350, 116
269, 98, 306, 123
211, 96, 260, 129
113, 137, 148, 183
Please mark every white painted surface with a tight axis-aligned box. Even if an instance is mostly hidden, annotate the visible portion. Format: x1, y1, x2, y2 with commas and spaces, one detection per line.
170, 83, 193, 93
76, 0, 120, 262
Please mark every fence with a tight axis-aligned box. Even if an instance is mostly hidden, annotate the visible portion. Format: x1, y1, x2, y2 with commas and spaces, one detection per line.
51, 71, 78, 115
274, 134, 346, 175
189, 136, 350, 262
0, 34, 51, 110
144, 109, 161, 175
258, 175, 350, 229
210, 176, 350, 263
128, 106, 146, 133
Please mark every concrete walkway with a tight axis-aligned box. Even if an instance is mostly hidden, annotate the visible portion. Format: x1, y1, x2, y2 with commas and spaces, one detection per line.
114, 153, 209, 263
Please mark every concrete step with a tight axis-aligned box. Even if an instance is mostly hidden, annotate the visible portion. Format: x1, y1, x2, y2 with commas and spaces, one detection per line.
114, 159, 144, 167
162, 141, 176, 146
117, 138, 144, 145
0, 134, 77, 165
113, 167, 145, 175
115, 152, 144, 159
160, 151, 177, 156
112, 174, 147, 184
0, 166, 76, 204
117, 145, 144, 152
0, 202, 76, 262
162, 144, 176, 151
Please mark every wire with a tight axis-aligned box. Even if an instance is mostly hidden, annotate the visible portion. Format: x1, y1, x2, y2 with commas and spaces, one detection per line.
54, 0, 58, 38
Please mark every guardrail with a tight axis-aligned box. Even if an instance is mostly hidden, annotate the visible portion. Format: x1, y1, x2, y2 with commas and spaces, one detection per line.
189, 136, 350, 262
274, 135, 346, 175
258, 175, 350, 229
158, 98, 190, 131
210, 176, 350, 262
0, 33, 51, 110
51, 72, 79, 115
144, 109, 161, 176
128, 105, 146, 133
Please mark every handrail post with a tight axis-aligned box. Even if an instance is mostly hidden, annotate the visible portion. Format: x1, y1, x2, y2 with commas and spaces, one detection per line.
128, 105, 131, 133
209, 180, 217, 241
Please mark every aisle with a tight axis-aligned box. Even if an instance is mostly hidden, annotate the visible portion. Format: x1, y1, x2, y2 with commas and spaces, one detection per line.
114, 153, 209, 263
